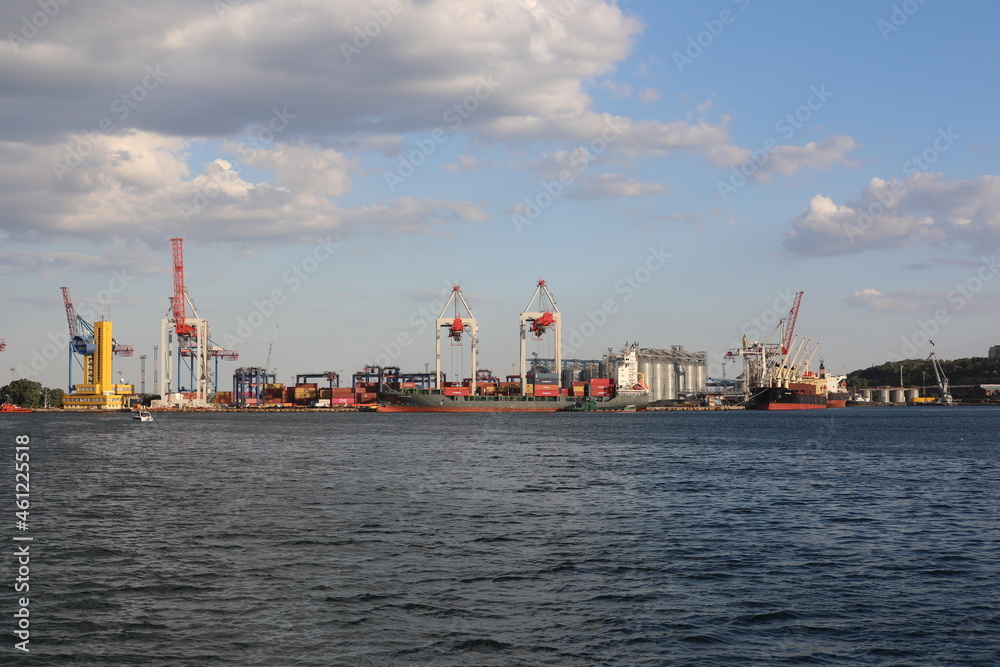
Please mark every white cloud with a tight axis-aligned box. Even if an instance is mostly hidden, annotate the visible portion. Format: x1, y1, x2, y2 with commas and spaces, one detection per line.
567, 173, 668, 199
599, 79, 633, 99
222, 142, 358, 197
756, 136, 859, 180
785, 173, 1000, 256
441, 154, 490, 173
0, 0, 864, 250
845, 288, 941, 313
846, 287, 1000, 314
0, 132, 488, 245
638, 87, 662, 104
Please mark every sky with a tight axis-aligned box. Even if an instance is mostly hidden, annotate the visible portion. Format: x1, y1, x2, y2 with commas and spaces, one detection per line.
2, 0, 999, 391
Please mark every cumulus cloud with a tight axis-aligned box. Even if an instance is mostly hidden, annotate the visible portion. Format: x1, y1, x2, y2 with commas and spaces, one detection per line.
0, 0, 864, 252
0, 131, 488, 245
785, 173, 1000, 256
0, 0, 643, 143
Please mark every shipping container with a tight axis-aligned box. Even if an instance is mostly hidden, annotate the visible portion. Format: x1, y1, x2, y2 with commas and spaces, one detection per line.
330, 397, 356, 405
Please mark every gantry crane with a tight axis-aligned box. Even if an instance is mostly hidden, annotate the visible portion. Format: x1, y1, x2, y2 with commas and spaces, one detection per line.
519, 279, 561, 388
60, 286, 133, 392
159, 238, 237, 403
435, 285, 477, 390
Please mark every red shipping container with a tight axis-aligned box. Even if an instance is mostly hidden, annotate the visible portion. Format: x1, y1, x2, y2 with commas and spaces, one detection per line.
589, 378, 612, 385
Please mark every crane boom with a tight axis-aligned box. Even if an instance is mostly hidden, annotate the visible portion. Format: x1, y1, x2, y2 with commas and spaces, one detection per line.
781, 291, 804, 355
61, 286, 80, 337
171, 237, 197, 338
264, 324, 278, 375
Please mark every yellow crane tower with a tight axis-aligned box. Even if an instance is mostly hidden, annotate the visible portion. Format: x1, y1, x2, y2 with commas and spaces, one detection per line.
63, 319, 134, 410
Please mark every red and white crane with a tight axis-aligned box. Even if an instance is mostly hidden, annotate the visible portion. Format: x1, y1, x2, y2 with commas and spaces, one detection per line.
519, 279, 561, 388
435, 285, 477, 389
780, 291, 803, 356
159, 238, 237, 404
171, 238, 198, 340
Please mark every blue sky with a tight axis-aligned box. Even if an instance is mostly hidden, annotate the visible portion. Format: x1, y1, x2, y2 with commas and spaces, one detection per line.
2, 0, 999, 391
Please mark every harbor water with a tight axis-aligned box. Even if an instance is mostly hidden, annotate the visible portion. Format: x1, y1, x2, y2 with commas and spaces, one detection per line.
2, 407, 998, 665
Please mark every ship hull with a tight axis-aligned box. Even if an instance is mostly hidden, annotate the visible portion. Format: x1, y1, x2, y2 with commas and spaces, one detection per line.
747, 386, 827, 410
826, 392, 849, 409
378, 389, 648, 413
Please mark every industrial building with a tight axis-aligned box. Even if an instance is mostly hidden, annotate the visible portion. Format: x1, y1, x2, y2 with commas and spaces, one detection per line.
989, 345, 1000, 358
637, 346, 708, 402
544, 345, 708, 402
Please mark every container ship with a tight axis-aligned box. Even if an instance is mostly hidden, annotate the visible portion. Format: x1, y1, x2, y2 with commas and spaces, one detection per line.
378, 347, 649, 413
375, 281, 649, 413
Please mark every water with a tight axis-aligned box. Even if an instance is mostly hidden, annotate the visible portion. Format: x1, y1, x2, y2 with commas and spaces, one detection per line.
2, 407, 998, 665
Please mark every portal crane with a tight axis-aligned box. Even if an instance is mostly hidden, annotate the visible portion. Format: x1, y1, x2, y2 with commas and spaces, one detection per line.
519, 279, 561, 388
159, 238, 237, 402
60, 286, 134, 391
435, 285, 477, 389
928, 352, 953, 405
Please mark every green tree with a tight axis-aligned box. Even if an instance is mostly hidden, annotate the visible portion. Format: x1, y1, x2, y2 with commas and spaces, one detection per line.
2, 379, 43, 408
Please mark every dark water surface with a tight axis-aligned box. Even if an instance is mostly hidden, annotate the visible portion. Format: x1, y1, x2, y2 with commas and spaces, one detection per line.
1, 407, 998, 665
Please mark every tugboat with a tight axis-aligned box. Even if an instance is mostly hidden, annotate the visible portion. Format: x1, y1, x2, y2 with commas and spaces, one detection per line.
0, 403, 33, 413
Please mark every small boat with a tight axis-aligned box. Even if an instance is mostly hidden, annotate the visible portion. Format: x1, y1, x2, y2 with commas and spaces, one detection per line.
0, 403, 33, 413
132, 409, 153, 422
